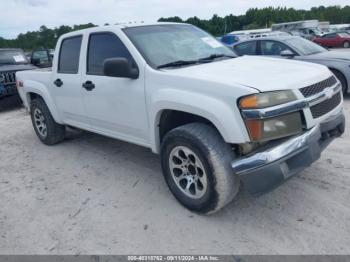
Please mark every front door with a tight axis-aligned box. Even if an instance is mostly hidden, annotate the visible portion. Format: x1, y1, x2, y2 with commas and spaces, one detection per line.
81, 32, 149, 146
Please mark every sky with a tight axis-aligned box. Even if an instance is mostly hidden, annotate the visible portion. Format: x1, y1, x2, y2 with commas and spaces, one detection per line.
0, 0, 349, 39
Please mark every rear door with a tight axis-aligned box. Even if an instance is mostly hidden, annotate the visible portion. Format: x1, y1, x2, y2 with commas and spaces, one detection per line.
80, 31, 149, 146
52, 35, 89, 128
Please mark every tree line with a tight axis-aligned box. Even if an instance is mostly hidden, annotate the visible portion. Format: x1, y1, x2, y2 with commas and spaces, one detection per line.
1, 5, 349, 51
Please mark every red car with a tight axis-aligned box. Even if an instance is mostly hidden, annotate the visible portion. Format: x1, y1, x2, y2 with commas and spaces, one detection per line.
313, 32, 350, 48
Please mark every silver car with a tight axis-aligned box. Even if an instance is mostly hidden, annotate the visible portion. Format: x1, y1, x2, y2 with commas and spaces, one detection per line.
232, 36, 350, 94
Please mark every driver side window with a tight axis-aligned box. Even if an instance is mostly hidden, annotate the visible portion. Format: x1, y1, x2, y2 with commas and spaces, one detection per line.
260, 41, 292, 56
87, 32, 134, 75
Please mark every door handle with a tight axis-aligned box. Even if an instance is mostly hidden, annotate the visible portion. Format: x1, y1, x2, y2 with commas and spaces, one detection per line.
82, 81, 95, 91
54, 78, 63, 87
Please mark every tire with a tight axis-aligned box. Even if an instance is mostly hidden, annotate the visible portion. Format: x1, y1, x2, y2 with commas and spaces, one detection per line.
161, 123, 240, 214
30, 97, 65, 145
331, 69, 348, 95
343, 41, 350, 48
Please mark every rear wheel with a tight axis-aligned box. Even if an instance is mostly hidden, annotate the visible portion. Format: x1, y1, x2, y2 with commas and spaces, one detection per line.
331, 69, 348, 95
343, 41, 350, 48
161, 123, 240, 214
30, 98, 65, 145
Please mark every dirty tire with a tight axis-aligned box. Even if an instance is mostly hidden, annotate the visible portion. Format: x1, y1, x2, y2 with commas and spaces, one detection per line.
343, 41, 350, 48
331, 69, 347, 95
30, 97, 65, 145
161, 123, 240, 214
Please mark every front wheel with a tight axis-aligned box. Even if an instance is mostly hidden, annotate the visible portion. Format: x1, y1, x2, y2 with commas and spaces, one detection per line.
161, 123, 240, 214
343, 41, 350, 48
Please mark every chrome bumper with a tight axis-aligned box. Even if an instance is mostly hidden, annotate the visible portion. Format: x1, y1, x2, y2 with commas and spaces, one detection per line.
232, 111, 345, 195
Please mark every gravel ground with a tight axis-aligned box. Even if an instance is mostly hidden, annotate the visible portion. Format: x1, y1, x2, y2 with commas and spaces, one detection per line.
0, 94, 349, 255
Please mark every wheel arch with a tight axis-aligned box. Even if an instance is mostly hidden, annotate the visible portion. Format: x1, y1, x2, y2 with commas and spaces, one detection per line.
329, 67, 348, 94
148, 89, 251, 153
24, 81, 63, 123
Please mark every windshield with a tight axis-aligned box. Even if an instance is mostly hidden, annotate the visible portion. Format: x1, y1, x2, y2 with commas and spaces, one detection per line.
123, 24, 235, 69
285, 37, 327, 55
0, 50, 28, 65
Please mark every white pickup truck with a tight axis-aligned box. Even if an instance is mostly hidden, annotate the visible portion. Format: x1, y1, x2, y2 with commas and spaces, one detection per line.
16, 23, 345, 214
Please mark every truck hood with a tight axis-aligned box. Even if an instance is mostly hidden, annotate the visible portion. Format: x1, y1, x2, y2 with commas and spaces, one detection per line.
165, 56, 331, 92
0, 64, 37, 72
305, 50, 350, 61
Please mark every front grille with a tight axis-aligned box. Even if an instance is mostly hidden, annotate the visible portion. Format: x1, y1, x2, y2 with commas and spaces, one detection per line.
310, 92, 341, 118
0, 72, 16, 86
299, 76, 337, 98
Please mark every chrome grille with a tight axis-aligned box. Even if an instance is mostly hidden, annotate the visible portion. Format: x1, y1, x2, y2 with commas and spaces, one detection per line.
0, 72, 16, 86
310, 92, 341, 118
299, 76, 337, 98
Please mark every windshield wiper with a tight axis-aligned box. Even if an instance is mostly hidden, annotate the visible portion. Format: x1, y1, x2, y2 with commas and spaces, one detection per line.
157, 54, 236, 69
157, 60, 199, 69
198, 53, 236, 62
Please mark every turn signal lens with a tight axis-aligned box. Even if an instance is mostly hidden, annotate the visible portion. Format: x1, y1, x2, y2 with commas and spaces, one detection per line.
245, 119, 263, 141
239, 90, 297, 109
239, 95, 258, 109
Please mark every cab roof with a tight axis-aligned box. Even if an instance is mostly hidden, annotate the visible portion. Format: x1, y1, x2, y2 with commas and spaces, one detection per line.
62, 22, 188, 37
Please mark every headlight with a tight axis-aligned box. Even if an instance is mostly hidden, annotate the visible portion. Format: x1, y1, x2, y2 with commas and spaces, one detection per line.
239, 91, 302, 141
239, 90, 297, 109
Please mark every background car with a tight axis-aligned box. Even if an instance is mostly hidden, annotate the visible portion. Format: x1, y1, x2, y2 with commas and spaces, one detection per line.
0, 48, 37, 100
232, 36, 350, 94
220, 34, 240, 47
313, 32, 350, 48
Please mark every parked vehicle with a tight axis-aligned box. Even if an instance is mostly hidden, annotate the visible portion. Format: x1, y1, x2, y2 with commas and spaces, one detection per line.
220, 34, 240, 47
329, 24, 350, 33
232, 36, 350, 94
272, 20, 323, 40
16, 23, 345, 214
0, 48, 36, 100
227, 29, 289, 43
313, 32, 350, 48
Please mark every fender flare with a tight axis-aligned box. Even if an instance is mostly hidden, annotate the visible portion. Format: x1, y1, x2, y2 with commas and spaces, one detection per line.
149, 89, 249, 153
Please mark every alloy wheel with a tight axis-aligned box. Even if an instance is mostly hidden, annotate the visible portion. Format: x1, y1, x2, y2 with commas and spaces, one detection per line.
169, 146, 208, 199
33, 108, 47, 138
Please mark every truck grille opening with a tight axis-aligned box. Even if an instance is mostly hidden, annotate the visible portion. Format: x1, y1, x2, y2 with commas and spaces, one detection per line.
0, 72, 16, 86
310, 92, 341, 118
299, 76, 337, 98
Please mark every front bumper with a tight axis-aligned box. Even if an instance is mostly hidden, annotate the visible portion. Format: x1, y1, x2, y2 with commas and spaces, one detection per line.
232, 111, 345, 195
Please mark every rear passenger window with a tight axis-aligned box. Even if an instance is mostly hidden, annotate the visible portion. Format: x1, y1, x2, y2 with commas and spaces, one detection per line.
58, 36, 82, 74
234, 41, 257, 56
87, 33, 133, 75
260, 41, 292, 56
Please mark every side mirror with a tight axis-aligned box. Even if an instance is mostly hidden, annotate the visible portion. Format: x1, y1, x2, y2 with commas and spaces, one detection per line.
280, 50, 295, 58
103, 58, 139, 79
31, 49, 52, 67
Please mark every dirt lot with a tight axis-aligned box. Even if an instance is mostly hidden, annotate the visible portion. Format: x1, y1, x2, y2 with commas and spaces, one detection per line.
0, 95, 349, 255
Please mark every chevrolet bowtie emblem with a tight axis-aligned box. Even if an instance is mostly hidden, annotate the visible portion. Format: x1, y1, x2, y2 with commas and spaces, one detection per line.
324, 88, 333, 99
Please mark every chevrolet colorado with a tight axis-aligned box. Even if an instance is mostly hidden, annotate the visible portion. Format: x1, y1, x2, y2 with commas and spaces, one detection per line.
16, 23, 345, 214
